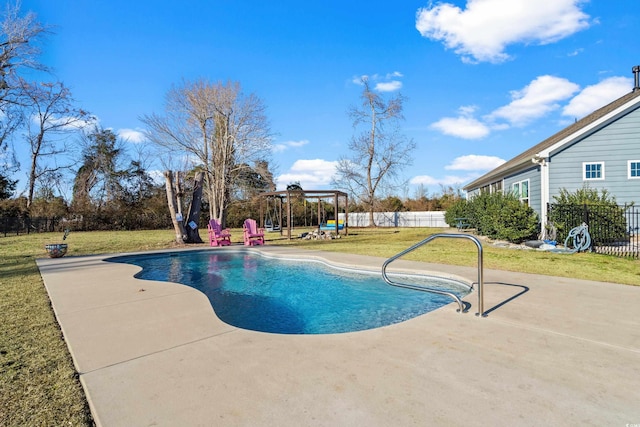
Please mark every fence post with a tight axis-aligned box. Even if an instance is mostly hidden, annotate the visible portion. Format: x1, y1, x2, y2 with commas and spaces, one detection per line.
583, 203, 589, 225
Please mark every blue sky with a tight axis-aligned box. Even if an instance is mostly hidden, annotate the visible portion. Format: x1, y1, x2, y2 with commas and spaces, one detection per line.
13, 0, 640, 197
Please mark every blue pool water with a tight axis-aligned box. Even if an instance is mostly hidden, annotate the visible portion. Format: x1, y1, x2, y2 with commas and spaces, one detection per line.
106, 250, 471, 335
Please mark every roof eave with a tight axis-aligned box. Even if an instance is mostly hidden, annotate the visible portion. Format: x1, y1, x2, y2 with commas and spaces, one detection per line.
463, 90, 640, 191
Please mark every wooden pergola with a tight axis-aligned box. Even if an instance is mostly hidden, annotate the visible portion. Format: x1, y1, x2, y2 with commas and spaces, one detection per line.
259, 189, 349, 240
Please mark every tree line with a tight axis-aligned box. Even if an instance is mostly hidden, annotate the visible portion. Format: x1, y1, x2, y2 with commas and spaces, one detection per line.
1, 3, 454, 240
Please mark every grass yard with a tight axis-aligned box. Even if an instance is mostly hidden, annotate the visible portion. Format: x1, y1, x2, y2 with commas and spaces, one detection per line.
273, 227, 640, 285
1, 227, 638, 425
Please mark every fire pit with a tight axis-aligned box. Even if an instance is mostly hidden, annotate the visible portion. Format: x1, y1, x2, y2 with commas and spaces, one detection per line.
45, 243, 68, 258
44, 229, 70, 258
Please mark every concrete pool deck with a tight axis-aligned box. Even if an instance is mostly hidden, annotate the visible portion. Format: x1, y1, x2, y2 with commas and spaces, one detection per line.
37, 246, 640, 426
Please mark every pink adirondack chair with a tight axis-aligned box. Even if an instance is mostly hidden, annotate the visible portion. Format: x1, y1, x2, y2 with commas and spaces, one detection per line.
207, 219, 232, 247
243, 218, 265, 246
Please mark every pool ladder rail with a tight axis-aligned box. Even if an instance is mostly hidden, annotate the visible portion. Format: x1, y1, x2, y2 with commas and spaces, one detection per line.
381, 233, 486, 317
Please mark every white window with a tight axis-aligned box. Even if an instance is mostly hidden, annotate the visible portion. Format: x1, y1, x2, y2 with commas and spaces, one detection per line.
512, 179, 529, 205
629, 160, 640, 179
583, 162, 604, 180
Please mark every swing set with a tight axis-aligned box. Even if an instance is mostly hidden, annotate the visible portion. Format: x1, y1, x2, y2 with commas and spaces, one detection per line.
263, 196, 281, 232
259, 189, 349, 239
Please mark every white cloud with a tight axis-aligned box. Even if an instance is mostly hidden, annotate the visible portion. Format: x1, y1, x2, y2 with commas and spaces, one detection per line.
562, 76, 633, 119
375, 81, 402, 92
429, 74, 624, 139
276, 159, 338, 190
273, 139, 310, 153
287, 140, 310, 148
488, 75, 579, 126
409, 175, 439, 186
445, 154, 505, 171
409, 174, 474, 187
118, 128, 147, 143
416, 0, 590, 63
352, 71, 404, 92
431, 76, 579, 138
40, 115, 96, 130
430, 106, 490, 139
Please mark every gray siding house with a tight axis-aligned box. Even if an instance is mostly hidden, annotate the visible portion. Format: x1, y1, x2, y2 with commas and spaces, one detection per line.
464, 69, 640, 230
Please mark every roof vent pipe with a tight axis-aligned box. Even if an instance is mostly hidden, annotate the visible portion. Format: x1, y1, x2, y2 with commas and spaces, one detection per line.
634, 65, 640, 91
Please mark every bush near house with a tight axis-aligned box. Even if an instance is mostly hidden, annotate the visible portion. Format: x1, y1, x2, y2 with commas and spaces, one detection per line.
445, 191, 539, 243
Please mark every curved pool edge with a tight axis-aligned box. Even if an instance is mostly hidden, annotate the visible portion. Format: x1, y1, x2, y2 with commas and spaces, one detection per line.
36, 246, 478, 376
245, 245, 475, 286
93, 244, 472, 288
112, 244, 476, 289
102, 245, 476, 296
105, 246, 473, 335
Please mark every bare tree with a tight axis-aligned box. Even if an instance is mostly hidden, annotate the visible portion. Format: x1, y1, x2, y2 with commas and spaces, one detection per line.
0, 1, 47, 104
19, 79, 91, 207
0, 2, 48, 185
164, 170, 187, 244
142, 79, 272, 229
333, 78, 415, 226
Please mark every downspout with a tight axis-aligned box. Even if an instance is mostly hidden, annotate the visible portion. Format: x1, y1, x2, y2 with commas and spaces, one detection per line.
532, 155, 549, 237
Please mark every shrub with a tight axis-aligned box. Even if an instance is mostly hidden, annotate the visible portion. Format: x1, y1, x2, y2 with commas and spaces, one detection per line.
446, 192, 538, 243
444, 199, 469, 226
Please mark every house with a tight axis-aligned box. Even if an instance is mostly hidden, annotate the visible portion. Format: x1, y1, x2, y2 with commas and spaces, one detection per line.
464, 66, 640, 230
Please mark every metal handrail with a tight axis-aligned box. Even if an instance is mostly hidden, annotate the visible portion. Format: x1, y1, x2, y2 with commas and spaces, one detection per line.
381, 233, 485, 317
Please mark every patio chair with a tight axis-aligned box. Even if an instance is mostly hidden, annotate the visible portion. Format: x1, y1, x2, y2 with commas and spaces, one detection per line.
243, 218, 265, 246
207, 219, 232, 247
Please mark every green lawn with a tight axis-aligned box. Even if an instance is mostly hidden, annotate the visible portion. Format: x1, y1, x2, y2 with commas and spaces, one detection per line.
1, 227, 638, 425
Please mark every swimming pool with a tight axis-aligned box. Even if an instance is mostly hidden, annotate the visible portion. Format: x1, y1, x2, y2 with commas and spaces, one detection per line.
107, 250, 471, 334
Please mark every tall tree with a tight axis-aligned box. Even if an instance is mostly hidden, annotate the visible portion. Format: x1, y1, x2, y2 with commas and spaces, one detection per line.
72, 127, 124, 208
19, 79, 91, 207
333, 78, 415, 226
0, 2, 47, 181
234, 160, 276, 200
142, 79, 272, 228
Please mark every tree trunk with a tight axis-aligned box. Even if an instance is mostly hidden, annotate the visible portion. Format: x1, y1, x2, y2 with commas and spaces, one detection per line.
368, 205, 376, 227
184, 171, 204, 243
27, 134, 43, 209
164, 170, 187, 244
27, 152, 37, 208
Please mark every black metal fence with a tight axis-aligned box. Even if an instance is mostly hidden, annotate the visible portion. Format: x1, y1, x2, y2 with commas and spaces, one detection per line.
547, 203, 639, 258
0, 217, 60, 237
1, 213, 175, 237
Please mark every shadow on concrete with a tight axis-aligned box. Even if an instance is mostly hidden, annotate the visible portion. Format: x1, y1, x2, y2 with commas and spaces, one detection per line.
481, 282, 530, 316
